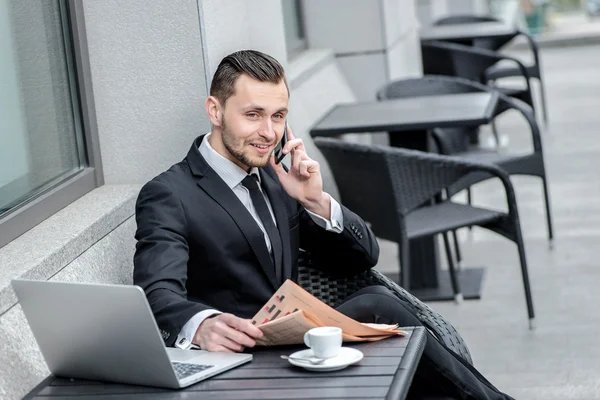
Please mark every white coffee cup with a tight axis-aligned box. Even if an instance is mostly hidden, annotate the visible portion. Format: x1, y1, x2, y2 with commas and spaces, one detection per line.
303, 326, 343, 359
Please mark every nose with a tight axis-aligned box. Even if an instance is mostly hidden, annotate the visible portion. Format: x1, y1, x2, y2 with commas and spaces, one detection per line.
259, 119, 277, 142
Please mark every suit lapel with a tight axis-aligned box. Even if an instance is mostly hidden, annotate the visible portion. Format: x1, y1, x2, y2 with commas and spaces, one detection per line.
187, 136, 279, 290
260, 169, 292, 283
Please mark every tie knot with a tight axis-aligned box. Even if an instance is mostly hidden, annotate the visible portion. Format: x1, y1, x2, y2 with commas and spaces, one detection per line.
241, 174, 260, 191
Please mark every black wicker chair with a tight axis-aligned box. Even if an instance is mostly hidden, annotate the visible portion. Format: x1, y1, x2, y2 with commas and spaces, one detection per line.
313, 137, 536, 329
377, 75, 554, 248
296, 250, 474, 364
421, 40, 537, 126
433, 14, 548, 124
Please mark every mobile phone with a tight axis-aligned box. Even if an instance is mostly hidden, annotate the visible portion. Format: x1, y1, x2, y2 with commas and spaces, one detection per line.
274, 121, 288, 164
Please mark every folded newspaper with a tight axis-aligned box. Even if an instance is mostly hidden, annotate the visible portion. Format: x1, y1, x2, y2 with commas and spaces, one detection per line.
251, 279, 407, 346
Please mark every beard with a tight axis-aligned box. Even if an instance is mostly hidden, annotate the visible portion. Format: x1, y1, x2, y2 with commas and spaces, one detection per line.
221, 116, 273, 169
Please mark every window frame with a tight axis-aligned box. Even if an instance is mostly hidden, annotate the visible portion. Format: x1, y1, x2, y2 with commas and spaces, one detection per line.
0, 0, 103, 249
284, 0, 308, 60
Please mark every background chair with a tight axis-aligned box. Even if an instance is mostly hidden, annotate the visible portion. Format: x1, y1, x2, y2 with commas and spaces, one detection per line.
433, 14, 548, 124
376, 75, 554, 268
297, 250, 474, 364
313, 137, 536, 328
420, 40, 537, 129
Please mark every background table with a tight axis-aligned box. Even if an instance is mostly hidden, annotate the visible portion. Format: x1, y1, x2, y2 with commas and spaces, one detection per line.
310, 93, 497, 138
25, 327, 426, 400
420, 22, 517, 42
311, 93, 498, 301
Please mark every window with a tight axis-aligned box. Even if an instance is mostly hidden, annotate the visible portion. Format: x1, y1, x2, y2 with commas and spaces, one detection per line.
282, 0, 307, 59
0, 0, 101, 248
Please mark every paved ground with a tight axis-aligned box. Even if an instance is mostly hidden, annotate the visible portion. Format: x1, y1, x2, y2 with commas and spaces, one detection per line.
374, 44, 600, 399
543, 11, 600, 39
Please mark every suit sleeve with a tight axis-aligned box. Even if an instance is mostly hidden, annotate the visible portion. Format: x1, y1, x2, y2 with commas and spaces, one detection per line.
133, 179, 209, 347
298, 202, 380, 277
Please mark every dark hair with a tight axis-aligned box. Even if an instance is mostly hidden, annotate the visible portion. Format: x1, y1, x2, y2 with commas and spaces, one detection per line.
210, 50, 289, 106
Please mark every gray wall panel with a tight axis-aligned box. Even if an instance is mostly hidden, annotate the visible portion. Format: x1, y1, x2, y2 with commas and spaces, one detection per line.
83, 0, 209, 184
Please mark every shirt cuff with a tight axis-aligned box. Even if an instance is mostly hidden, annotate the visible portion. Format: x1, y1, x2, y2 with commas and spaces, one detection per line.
305, 193, 344, 233
176, 309, 221, 350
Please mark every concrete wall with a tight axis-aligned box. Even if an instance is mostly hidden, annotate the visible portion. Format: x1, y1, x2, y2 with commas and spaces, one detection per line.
83, 0, 210, 185
0, 215, 136, 399
417, 0, 448, 26
198, 0, 287, 80
287, 50, 356, 199
416, 0, 491, 26
302, 0, 422, 102
82, 0, 293, 186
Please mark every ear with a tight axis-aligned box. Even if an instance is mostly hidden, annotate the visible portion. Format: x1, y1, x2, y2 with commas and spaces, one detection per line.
205, 96, 222, 127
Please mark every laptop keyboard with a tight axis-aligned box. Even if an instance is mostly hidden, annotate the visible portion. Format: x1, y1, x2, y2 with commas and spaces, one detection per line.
172, 362, 214, 380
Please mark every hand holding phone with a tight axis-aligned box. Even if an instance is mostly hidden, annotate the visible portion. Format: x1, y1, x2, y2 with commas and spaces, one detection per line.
274, 121, 288, 165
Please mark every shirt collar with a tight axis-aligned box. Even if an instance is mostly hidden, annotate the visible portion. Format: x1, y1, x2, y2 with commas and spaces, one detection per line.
199, 133, 260, 189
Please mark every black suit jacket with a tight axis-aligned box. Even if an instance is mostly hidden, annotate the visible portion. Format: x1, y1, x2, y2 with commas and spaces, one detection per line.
133, 135, 380, 346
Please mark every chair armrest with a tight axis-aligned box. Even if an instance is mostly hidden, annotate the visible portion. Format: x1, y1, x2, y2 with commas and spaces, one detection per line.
413, 75, 541, 154
382, 145, 521, 221
452, 43, 533, 91
424, 41, 531, 83
516, 29, 541, 69
495, 93, 543, 153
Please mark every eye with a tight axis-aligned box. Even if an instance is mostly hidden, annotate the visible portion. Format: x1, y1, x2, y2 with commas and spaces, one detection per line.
246, 113, 258, 119
273, 114, 284, 120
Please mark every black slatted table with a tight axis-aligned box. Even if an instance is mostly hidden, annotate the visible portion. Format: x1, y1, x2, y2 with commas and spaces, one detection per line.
420, 22, 517, 42
24, 327, 426, 400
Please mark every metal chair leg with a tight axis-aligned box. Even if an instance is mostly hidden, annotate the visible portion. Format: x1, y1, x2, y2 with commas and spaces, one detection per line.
514, 223, 535, 329
443, 232, 462, 303
452, 230, 462, 267
398, 241, 411, 291
536, 73, 549, 125
487, 80, 501, 148
467, 188, 473, 231
491, 120, 500, 148
527, 33, 546, 124
542, 176, 554, 244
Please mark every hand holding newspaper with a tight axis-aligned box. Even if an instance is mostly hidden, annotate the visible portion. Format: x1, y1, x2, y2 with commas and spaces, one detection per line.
251, 279, 407, 346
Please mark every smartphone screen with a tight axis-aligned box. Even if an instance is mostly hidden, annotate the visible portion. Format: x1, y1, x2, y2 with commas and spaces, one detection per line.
274, 121, 288, 164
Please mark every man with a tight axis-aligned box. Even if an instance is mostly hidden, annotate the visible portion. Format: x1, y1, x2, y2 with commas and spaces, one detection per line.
134, 50, 513, 399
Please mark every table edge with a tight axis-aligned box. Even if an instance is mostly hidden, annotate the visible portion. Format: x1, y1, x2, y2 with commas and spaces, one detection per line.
24, 327, 428, 400
419, 23, 517, 41
386, 326, 426, 400
23, 375, 54, 400
309, 92, 495, 137
309, 103, 338, 137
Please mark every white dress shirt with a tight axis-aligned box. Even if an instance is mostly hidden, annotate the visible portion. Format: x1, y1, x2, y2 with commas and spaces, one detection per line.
176, 133, 344, 349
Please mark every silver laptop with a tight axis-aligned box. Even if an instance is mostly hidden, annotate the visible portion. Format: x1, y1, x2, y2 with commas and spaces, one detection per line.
11, 279, 252, 389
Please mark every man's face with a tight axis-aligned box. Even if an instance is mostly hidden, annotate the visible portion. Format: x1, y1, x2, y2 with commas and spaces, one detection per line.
214, 74, 288, 171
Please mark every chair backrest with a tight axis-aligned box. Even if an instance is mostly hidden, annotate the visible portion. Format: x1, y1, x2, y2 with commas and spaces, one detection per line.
376, 76, 486, 154
376, 75, 484, 100
421, 41, 498, 82
296, 250, 474, 364
314, 137, 473, 217
313, 137, 402, 242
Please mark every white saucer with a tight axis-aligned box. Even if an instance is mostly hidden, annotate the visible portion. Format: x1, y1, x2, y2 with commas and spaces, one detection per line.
287, 347, 364, 371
